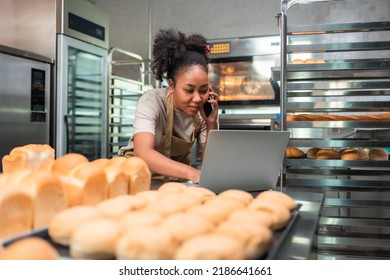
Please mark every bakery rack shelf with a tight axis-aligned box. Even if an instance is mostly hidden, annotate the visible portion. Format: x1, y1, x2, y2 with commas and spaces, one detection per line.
107, 47, 151, 158
279, 0, 390, 259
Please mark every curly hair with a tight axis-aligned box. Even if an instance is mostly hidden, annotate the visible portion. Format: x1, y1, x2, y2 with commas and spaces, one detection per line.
150, 29, 210, 83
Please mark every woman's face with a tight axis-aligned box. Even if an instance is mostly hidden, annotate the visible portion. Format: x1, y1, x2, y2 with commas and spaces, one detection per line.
169, 65, 209, 116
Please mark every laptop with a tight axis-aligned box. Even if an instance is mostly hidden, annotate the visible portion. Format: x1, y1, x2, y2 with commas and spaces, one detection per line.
197, 130, 290, 193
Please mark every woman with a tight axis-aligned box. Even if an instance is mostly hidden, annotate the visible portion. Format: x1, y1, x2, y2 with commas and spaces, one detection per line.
124, 29, 219, 183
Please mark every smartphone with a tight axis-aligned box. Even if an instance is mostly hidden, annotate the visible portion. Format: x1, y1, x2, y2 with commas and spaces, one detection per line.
203, 98, 213, 117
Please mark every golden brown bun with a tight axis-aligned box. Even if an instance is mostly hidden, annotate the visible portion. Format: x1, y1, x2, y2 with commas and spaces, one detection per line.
116, 226, 178, 260
215, 220, 273, 259
186, 203, 232, 225
51, 153, 89, 176
304, 58, 316, 64
96, 195, 147, 219
218, 189, 254, 206
161, 213, 215, 243
174, 233, 245, 260
48, 205, 102, 246
256, 190, 296, 211
120, 157, 151, 194
306, 147, 321, 159
0, 237, 58, 260
369, 148, 388, 161
2, 144, 55, 174
316, 149, 340, 160
340, 149, 369, 161
315, 59, 326, 64
248, 198, 291, 230
291, 59, 304, 64
70, 218, 123, 260
286, 147, 306, 159
0, 186, 33, 239
19, 171, 67, 229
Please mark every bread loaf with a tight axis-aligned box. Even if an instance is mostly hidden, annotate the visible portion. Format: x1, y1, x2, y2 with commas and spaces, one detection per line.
306, 147, 321, 159
2, 144, 55, 174
369, 148, 388, 161
19, 171, 67, 229
340, 148, 368, 161
120, 157, 151, 194
0, 186, 33, 239
0, 237, 58, 260
316, 149, 340, 160
51, 153, 89, 176
286, 147, 305, 159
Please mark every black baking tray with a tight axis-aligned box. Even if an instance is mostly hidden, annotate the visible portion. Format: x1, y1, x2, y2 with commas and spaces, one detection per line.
1, 204, 302, 260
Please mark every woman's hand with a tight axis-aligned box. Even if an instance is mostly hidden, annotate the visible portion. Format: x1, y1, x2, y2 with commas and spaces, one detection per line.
200, 86, 219, 130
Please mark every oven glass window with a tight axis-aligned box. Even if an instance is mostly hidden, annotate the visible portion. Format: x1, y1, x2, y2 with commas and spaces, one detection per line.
209, 55, 280, 106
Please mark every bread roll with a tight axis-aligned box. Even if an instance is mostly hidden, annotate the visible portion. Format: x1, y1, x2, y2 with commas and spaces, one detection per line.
2, 144, 55, 174
158, 182, 188, 193
135, 190, 163, 204
291, 59, 304, 64
96, 195, 147, 219
116, 226, 178, 260
286, 147, 306, 159
182, 186, 216, 203
161, 213, 215, 243
306, 147, 321, 159
369, 148, 388, 161
341, 149, 368, 161
174, 233, 245, 260
215, 220, 273, 259
227, 208, 273, 228
144, 191, 202, 216
70, 218, 123, 260
120, 211, 163, 229
186, 203, 234, 225
248, 198, 291, 230
256, 190, 296, 211
48, 205, 102, 246
120, 157, 151, 194
218, 189, 254, 206
316, 149, 340, 160
0, 237, 58, 260
304, 58, 315, 64
19, 171, 67, 229
204, 196, 246, 212
0, 186, 33, 239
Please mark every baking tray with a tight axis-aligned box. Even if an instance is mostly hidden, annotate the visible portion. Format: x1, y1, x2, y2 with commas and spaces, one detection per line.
1, 204, 302, 260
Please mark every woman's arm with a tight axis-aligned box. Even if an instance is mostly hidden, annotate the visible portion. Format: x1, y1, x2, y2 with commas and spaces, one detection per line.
133, 132, 201, 183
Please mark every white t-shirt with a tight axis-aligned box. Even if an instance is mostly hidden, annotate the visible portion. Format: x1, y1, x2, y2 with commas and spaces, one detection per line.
132, 88, 208, 151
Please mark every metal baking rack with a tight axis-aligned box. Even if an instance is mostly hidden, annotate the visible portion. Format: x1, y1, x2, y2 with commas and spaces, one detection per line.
279, 0, 390, 259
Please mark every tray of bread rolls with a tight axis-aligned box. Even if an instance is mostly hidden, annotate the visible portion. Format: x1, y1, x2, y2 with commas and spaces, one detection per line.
1, 184, 301, 260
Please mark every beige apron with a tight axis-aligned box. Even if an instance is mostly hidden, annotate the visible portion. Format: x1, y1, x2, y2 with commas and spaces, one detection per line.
125, 93, 200, 179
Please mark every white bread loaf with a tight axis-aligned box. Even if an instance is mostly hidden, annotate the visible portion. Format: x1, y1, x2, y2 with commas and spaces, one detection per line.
51, 153, 89, 176
0, 185, 34, 239
120, 157, 151, 194
2, 144, 55, 174
18, 171, 67, 229
0, 237, 58, 260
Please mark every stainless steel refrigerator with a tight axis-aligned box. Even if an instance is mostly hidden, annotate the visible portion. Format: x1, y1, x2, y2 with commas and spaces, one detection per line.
0, 46, 52, 172
0, 0, 109, 161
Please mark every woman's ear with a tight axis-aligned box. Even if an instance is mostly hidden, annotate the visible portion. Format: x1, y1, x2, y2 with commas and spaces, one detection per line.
168, 79, 174, 94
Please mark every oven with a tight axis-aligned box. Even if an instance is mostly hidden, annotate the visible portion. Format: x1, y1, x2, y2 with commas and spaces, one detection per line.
207, 36, 281, 130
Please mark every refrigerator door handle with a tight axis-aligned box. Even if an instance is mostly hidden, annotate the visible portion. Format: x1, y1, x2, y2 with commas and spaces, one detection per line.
64, 114, 69, 154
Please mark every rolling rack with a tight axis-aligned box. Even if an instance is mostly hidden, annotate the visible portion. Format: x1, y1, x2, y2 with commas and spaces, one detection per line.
107, 48, 151, 158
279, 0, 390, 259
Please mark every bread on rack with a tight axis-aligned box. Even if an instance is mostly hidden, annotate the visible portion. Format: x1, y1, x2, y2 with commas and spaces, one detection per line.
285, 113, 390, 121
2, 144, 55, 174
306, 147, 321, 159
316, 149, 341, 160
286, 147, 306, 159
369, 148, 388, 161
340, 148, 369, 161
